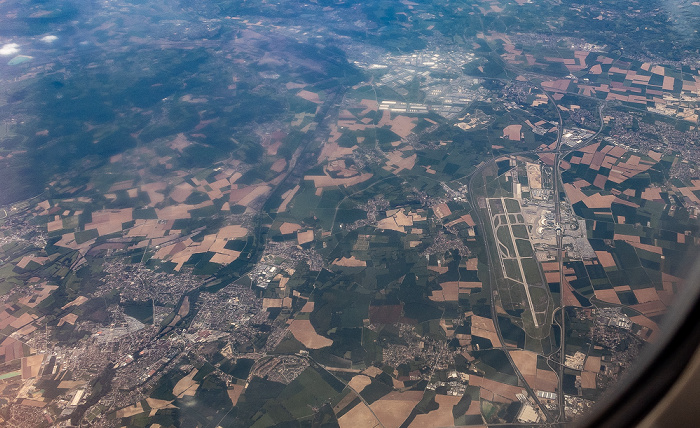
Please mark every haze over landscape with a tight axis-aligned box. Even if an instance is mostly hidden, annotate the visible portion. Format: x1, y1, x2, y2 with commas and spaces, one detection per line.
0, 0, 699, 426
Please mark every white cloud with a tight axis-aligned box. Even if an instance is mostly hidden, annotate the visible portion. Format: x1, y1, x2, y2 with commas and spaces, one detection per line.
41, 35, 58, 43
0, 43, 20, 56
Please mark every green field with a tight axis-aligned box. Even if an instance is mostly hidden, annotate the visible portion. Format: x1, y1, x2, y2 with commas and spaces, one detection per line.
277, 367, 343, 419
496, 226, 516, 257
521, 257, 542, 285
515, 239, 534, 258
504, 198, 521, 214
503, 259, 523, 282
529, 286, 550, 310
489, 198, 505, 214
512, 225, 529, 239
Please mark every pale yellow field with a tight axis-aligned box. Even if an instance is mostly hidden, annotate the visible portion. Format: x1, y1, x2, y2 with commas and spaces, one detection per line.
178, 297, 190, 318
116, 402, 144, 419
289, 319, 332, 349
581, 371, 596, 389
210, 251, 240, 265
370, 391, 424, 428
584, 356, 601, 373
21, 354, 45, 379
630, 315, 659, 341
409, 394, 460, 427
271, 159, 287, 172
595, 289, 621, 304
347, 374, 372, 393
633, 287, 660, 303
362, 366, 384, 377
595, 250, 616, 267
11, 312, 37, 329
433, 203, 452, 219
62, 296, 88, 310
429, 282, 459, 302
167, 133, 193, 152
228, 385, 245, 406
146, 398, 177, 416
511, 350, 537, 376
47, 217, 63, 232
471, 315, 502, 348
141, 182, 166, 205
360, 99, 378, 113
297, 229, 314, 245
156, 204, 191, 220
333, 256, 367, 267
297, 90, 321, 103
280, 222, 302, 234
300, 301, 314, 313
278, 185, 301, 213
57, 313, 78, 327
305, 173, 373, 188
218, 225, 248, 239
503, 124, 522, 141
170, 182, 194, 203
319, 140, 357, 162
377, 217, 405, 233
510, 350, 538, 385
385, 151, 416, 174
263, 298, 283, 309
85, 208, 133, 235
238, 185, 271, 206
338, 401, 381, 428
16, 255, 50, 269
173, 369, 199, 398
394, 211, 414, 226
109, 179, 135, 192
534, 369, 558, 392
388, 115, 417, 138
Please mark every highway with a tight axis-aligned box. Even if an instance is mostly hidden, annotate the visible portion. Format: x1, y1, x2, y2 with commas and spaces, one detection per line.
543, 85, 569, 423
552, 102, 606, 423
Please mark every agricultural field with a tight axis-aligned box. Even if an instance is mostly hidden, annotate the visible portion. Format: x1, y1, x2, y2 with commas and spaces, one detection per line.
1, 0, 700, 425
